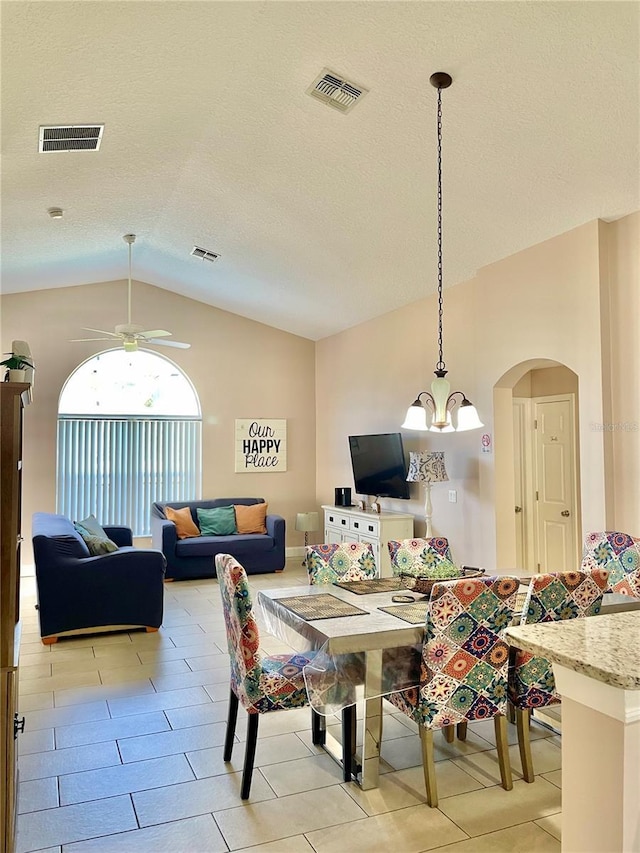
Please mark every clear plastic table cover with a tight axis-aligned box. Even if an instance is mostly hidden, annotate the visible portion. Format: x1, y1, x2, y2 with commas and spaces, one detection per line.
255, 587, 424, 715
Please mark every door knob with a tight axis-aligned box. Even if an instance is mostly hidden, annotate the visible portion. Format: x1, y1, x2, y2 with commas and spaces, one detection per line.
561, 510, 570, 517
515, 506, 522, 513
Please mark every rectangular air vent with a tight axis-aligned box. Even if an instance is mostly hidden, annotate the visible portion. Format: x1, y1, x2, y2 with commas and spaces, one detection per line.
306, 69, 368, 114
191, 246, 220, 262
39, 125, 104, 152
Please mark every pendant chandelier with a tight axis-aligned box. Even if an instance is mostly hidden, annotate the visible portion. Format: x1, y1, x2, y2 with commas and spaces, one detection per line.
402, 72, 483, 433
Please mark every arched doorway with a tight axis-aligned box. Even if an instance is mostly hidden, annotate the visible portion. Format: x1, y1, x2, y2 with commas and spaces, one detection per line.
494, 359, 580, 573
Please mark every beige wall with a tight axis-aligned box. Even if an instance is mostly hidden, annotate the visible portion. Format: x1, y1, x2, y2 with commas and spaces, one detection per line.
603, 212, 640, 532
2, 281, 317, 559
4, 213, 638, 569
317, 216, 638, 569
513, 366, 578, 398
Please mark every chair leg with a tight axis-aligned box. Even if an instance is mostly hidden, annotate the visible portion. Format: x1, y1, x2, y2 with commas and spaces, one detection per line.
507, 701, 516, 724
515, 707, 535, 783
494, 715, 513, 791
443, 724, 455, 743
241, 712, 260, 800
341, 704, 357, 782
456, 721, 468, 741
223, 690, 239, 762
311, 708, 326, 746
42, 636, 58, 645
419, 727, 438, 808
145, 626, 159, 633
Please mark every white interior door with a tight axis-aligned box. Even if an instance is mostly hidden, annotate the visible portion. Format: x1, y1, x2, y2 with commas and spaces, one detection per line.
513, 400, 526, 568
534, 395, 578, 573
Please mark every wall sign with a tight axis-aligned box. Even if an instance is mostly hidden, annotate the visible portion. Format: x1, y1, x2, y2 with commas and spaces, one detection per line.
235, 419, 287, 472
481, 433, 492, 454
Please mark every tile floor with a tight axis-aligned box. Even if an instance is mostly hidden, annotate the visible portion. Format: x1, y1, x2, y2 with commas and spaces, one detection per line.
16, 561, 562, 852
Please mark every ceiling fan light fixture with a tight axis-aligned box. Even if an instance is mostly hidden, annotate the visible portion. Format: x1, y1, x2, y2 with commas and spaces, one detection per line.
70, 234, 191, 351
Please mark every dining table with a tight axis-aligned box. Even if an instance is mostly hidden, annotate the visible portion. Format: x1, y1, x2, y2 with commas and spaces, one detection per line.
257, 579, 426, 789
256, 576, 640, 791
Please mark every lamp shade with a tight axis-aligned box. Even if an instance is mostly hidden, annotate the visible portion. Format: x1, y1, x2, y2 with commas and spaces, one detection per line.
401, 400, 429, 430
455, 400, 484, 432
406, 451, 449, 484
295, 511, 319, 533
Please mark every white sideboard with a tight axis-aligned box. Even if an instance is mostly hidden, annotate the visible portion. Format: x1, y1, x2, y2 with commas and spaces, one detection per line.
321, 505, 414, 578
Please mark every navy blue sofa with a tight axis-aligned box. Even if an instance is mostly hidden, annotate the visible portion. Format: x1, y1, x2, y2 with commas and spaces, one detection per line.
32, 512, 166, 643
151, 498, 285, 580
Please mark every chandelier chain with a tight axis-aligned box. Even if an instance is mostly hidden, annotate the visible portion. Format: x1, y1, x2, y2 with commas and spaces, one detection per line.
436, 84, 445, 372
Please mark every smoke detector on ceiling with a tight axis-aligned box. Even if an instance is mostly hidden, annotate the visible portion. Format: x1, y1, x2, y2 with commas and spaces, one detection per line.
191, 246, 220, 262
306, 69, 368, 114
39, 125, 104, 152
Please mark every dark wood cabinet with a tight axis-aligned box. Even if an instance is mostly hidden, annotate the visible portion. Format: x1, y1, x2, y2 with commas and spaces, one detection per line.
1, 383, 30, 853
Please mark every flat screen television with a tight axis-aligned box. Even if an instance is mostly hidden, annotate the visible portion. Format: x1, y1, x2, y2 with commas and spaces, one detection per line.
348, 433, 410, 500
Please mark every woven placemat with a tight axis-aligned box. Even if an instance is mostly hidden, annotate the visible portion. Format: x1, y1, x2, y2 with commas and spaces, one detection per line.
333, 577, 407, 595
381, 591, 530, 626
277, 593, 369, 621
378, 601, 429, 625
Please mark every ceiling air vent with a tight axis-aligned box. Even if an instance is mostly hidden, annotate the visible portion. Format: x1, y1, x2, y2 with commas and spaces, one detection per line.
39, 125, 104, 153
306, 69, 368, 114
191, 246, 220, 263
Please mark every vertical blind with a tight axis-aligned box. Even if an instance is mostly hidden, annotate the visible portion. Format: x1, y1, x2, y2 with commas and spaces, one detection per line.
57, 416, 201, 536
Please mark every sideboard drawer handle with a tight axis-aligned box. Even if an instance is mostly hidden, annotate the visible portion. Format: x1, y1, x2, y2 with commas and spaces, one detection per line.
329, 515, 334, 523
368, 525, 374, 533
353, 522, 359, 529
341, 519, 347, 526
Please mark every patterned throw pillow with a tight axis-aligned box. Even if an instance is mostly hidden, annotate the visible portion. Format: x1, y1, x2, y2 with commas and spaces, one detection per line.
197, 506, 237, 536
165, 506, 200, 539
73, 515, 118, 556
234, 502, 268, 534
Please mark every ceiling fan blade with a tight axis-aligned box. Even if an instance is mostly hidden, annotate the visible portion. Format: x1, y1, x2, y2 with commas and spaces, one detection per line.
82, 327, 122, 338
138, 329, 172, 339
69, 337, 114, 342
146, 338, 191, 349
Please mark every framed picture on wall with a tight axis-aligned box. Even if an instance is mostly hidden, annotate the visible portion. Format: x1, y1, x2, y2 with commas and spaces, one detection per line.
235, 419, 287, 472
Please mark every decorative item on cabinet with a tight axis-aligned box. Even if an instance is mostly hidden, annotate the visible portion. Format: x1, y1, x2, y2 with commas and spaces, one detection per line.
1, 340, 34, 387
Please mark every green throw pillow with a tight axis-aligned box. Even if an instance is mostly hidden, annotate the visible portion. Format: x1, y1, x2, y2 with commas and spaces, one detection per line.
197, 506, 237, 536
74, 515, 118, 556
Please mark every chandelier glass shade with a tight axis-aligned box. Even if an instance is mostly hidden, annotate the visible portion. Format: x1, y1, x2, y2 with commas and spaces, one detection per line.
402, 72, 483, 434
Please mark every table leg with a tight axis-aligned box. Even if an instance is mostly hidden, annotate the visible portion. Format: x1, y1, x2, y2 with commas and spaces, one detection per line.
360, 649, 383, 790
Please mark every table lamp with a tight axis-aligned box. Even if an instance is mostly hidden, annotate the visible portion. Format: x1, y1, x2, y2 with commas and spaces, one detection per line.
295, 511, 319, 547
406, 451, 448, 537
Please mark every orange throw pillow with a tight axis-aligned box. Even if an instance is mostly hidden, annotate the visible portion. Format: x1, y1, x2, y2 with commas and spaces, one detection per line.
165, 506, 200, 539
234, 502, 268, 534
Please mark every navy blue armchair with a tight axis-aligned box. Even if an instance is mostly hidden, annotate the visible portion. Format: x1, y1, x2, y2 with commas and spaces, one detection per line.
32, 512, 166, 644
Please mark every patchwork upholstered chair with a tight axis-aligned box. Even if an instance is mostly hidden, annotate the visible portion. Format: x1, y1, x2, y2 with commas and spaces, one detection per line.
508, 568, 609, 782
387, 537, 460, 579
304, 541, 376, 779
216, 553, 318, 798
386, 575, 520, 807
305, 542, 378, 584
581, 531, 640, 597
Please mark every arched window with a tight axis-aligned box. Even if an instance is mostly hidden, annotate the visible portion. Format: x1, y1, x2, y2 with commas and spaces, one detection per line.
57, 349, 201, 536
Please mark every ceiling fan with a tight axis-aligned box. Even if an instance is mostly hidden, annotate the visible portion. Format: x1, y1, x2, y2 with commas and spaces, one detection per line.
70, 234, 191, 352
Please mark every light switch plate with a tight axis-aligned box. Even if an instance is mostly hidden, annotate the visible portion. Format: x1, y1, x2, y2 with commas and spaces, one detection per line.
448, 490, 457, 503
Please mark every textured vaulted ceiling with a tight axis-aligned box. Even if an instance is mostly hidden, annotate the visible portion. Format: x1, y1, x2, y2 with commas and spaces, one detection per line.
1, 1, 638, 340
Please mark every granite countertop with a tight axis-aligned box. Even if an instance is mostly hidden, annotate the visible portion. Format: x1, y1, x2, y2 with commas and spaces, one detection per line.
505, 610, 640, 691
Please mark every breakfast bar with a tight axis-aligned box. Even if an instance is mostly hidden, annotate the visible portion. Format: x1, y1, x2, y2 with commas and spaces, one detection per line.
505, 610, 640, 853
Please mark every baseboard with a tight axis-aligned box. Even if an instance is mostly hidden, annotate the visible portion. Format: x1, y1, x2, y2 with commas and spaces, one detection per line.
286, 546, 305, 558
